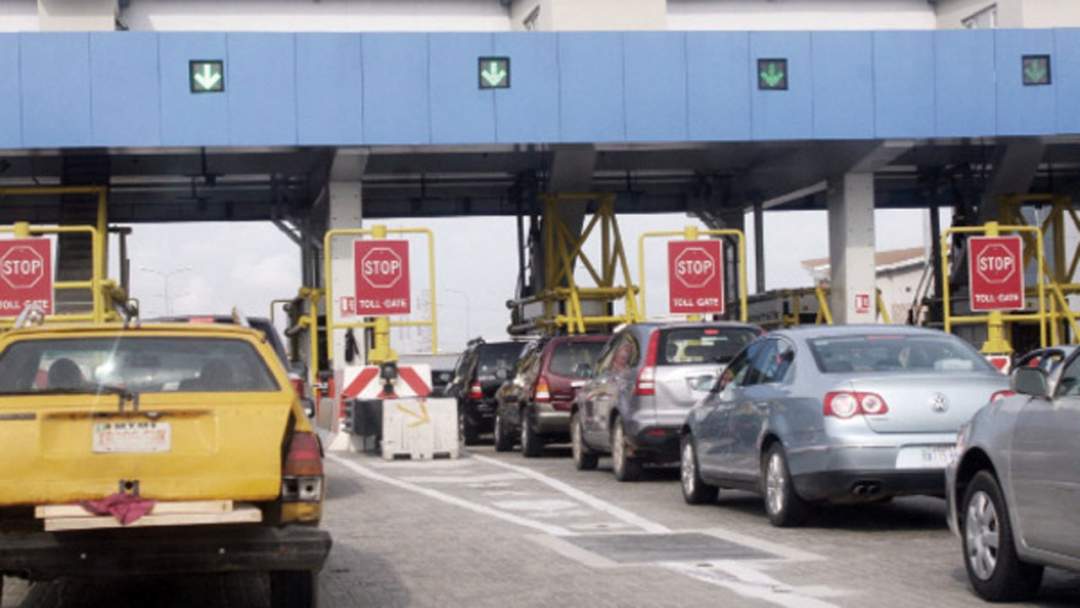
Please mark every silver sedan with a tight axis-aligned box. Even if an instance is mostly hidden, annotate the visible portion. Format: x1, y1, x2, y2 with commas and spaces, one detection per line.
947, 348, 1080, 602
681, 325, 1009, 527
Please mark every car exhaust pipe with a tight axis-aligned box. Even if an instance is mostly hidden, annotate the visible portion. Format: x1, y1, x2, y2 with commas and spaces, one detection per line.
851, 482, 882, 496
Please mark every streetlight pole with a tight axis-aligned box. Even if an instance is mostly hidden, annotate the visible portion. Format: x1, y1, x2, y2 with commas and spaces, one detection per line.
445, 288, 472, 342
140, 266, 192, 315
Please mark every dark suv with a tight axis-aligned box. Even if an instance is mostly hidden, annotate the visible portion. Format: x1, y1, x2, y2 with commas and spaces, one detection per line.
493, 335, 609, 457
449, 339, 528, 445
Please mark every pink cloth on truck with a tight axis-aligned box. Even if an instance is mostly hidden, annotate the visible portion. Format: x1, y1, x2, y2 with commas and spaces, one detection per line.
80, 493, 156, 525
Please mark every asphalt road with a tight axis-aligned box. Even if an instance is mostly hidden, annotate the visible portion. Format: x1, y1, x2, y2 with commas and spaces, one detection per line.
5, 442, 1080, 607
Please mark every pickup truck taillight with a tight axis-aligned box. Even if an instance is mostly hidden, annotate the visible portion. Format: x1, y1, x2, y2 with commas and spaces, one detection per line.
282, 432, 323, 503
468, 381, 483, 400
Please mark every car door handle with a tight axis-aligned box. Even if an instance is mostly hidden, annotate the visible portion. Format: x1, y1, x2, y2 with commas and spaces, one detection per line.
752, 401, 768, 411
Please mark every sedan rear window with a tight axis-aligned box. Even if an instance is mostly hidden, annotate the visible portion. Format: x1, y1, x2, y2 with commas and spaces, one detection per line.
808, 335, 994, 374
548, 341, 606, 377
0, 337, 280, 394
659, 327, 759, 366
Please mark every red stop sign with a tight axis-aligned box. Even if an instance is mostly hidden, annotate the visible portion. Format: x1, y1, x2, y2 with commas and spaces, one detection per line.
968, 236, 1024, 312
0, 239, 53, 317
354, 240, 410, 316
668, 240, 724, 315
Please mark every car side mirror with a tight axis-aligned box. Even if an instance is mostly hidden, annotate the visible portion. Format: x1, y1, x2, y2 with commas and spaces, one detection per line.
1012, 367, 1050, 398
575, 363, 593, 378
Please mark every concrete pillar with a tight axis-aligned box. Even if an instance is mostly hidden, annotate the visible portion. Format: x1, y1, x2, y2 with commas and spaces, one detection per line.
753, 201, 765, 294
38, 0, 117, 30
326, 150, 367, 370
827, 173, 877, 324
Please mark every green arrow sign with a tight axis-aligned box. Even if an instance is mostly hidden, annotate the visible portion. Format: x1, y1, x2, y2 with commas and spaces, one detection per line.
757, 58, 788, 91
478, 57, 510, 90
1022, 54, 1051, 86
189, 60, 224, 93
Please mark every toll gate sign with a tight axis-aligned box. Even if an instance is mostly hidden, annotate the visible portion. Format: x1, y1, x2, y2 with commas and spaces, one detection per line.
968, 235, 1024, 312
668, 240, 724, 315
354, 240, 411, 316
0, 239, 52, 317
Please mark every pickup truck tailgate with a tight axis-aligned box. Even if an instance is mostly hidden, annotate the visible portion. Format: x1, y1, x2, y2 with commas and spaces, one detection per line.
0, 392, 292, 507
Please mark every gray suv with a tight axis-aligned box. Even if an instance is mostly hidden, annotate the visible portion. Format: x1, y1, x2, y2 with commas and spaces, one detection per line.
571, 322, 760, 481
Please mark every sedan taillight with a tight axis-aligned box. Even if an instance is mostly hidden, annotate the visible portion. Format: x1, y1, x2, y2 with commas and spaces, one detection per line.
990, 390, 1015, 403
823, 391, 890, 418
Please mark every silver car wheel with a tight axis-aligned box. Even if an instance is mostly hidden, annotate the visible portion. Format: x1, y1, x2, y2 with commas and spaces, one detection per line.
966, 490, 1000, 581
681, 441, 696, 496
765, 452, 785, 516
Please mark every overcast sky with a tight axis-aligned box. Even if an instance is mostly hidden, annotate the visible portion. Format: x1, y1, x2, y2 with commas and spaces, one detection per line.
125, 208, 946, 354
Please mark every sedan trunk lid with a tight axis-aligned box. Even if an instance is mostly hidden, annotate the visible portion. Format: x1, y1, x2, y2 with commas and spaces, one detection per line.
848, 373, 1008, 434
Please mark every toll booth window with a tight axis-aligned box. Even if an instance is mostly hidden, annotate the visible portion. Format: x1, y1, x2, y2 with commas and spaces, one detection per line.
808, 335, 993, 374
659, 327, 758, 365
475, 343, 525, 379
549, 342, 606, 378
0, 337, 279, 394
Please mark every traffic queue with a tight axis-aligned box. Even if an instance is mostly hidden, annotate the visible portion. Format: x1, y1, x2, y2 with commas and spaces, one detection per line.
447, 322, 1080, 604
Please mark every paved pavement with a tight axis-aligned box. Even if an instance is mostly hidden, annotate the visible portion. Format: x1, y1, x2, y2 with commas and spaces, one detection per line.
5, 442, 1080, 607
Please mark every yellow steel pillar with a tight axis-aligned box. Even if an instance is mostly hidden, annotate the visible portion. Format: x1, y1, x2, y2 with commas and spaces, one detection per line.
367, 224, 398, 365
980, 222, 1013, 356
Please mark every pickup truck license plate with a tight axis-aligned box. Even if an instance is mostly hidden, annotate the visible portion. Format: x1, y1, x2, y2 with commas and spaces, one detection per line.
92, 421, 171, 453
895, 445, 956, 469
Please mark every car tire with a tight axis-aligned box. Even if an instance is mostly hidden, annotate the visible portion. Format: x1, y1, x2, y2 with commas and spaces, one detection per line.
270, 570, 317, 608
493, 411, 514, 452
571, 410, 599, 470
681, 434, 718, 505
520, 406, 544, 458
611, 417, 642, 482
762, 443, 808, 527
459, 409, 479, 446
961, 471, 1044, 602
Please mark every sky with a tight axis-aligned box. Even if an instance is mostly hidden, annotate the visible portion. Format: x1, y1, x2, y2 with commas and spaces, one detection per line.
124, 208, 947, 354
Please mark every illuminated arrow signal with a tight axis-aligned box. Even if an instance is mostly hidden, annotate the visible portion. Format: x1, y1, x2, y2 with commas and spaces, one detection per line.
1022, 55, 1051, 86
189, 60, 224, 93
478, 57, 510, 89
757, 58, 788, 91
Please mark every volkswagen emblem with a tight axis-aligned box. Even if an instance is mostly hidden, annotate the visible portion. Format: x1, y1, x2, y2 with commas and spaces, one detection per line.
930, 393, 949, 413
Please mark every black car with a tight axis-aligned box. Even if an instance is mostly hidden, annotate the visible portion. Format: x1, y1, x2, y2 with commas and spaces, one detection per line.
448, 339, 528, 445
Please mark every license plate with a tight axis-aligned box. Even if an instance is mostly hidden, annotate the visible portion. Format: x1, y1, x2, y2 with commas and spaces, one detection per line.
895, 445, 956, 470
92, 421, 172, 453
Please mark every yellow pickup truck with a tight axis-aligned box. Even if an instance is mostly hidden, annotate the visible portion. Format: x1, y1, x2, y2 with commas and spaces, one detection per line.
0, 322, 331, 607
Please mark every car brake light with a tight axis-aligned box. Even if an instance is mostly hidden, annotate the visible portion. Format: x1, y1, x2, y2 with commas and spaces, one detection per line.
635, 331, 660, 396
284, 432, 322, 477
990, 390, 1015, 403
823, 391, 890, 418
469, 381, 483, 400
534, 376, 551, 402
282, 431, 323, 504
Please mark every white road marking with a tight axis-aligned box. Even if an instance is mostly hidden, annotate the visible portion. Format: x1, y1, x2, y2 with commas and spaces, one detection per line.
491, 499, 581, 512
663, 561, 841, 608
700, 528, 825, 562
399, 473, 526, 484
328, 455, 573, 537
472, 454, 671, 534
483, 490, 535, 497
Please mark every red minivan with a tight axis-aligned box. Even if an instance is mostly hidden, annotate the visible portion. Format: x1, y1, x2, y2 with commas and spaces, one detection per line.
493, 335, 610, 457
